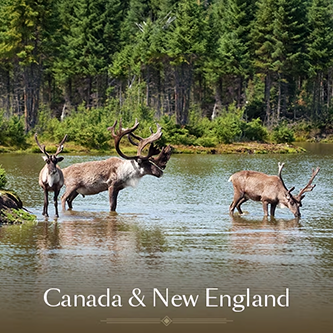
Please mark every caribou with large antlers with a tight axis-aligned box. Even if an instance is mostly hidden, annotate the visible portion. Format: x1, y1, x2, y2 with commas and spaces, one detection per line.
229, 163, 320, 217
35, 133, 67, 217
61, 119, 171, 212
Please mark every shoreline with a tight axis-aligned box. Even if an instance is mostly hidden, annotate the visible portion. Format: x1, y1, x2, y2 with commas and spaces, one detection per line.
0, 142, 306, 155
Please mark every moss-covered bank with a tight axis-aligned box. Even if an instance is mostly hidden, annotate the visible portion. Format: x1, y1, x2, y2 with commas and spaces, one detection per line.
171, 142, 306, 154
0, 190, 36, 225
0, 165, 36, 225
1, 140, 306, 155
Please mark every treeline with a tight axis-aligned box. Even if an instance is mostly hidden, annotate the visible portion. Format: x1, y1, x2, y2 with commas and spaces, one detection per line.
0, 0, 333, 138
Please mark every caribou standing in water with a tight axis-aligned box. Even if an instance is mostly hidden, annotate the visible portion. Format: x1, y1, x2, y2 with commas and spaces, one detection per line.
229, 162, 320, 217
61, 119, 171, 212
35, 134, 67, 217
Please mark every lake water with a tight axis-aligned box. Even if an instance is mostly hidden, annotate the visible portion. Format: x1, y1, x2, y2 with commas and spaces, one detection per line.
0, 143, 333, 333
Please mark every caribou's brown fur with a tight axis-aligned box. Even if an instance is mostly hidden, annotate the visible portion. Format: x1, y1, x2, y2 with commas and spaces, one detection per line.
61, 120, 171, 212
229, 163, 319, 217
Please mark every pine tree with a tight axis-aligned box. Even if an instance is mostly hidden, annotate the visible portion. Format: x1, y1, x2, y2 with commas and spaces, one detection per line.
0, 0, 13, 114
166, 0, 207, 124
307, 0, 333, 115
0, 0, 59, 132
205, 0, 255, 119
120, 0, 150, 44
55, 0, 123, 108
271, 0, 308, 120
251, 0, 277, 126
217, 0, 255, 108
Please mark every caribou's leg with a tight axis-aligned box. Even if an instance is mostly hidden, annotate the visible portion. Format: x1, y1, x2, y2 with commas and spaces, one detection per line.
270, 203, 277, 217
108, 186, 120, 212
54, 189, 61, 217
65, 190, 79, 209
62, 186, 79, 211
230, 191, 245, 214
236, 197, 248, 214
262, 201, 269, 216
43, 189, 49, 217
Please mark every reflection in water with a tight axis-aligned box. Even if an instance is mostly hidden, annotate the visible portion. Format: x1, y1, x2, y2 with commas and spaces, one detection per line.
1, 146, 333, 332
229, 214, 303, 260
230, 214, 302, 230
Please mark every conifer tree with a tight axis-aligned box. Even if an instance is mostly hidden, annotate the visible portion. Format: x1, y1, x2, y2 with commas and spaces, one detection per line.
166, 0, 206, 124
205, 0, 255, 118
55, 0, 123, 108
0, 0, 58, 131
251, 0, 277, 126
307, 0, 333, 115
217, 0, 255, 108
271, 0, 308, 120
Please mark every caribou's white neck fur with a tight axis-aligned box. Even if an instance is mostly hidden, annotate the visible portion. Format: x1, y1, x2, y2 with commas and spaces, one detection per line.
118, 160, 146, 188
41, 167, 62, 188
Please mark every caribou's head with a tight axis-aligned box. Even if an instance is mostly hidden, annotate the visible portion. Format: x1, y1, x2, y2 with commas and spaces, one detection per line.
278, 162, 320, 218
108, 119, 171, 177
35, 134, 67, 176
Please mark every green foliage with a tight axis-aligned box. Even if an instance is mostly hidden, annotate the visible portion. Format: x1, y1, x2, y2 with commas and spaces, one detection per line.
167, 0, 206, 64
55, 0, 122, 78
159, 116, 196, 146
0, 165, 7, 189
308, 0, 333, 74
6, 115, 26, 146
0, 111, 26, 147
43, 106, 114, 150
1, 0, 333, 142
242, 118, 268, 142
37, 102, 272, 150
271, 123, 295, 143
214, 114, 242, 144
1, 208, 36, 224
194, 136, 218, 148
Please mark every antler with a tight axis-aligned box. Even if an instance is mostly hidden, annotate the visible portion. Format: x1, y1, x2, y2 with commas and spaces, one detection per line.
108, 120, 163, 161
35, 133, 67, 157
55, 134, 68, 156
278, 162, 285, 178
128, 124, 162, 160
278, 162, 296, 195
108, 119, 140, 160
34, 133, 49, 158
297, 167, 320, 198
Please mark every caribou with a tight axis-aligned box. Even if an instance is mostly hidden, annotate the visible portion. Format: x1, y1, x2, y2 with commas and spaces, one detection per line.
229, 163, 320, 217
61, 119, 171, 212
35, 133, 67, 217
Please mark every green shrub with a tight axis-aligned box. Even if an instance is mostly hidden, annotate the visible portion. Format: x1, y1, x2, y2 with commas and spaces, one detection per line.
0, 166, 7, 189
188, 116, 214, 138
242, 118, 268, 142
6, 116, 26, 146
271, 124, 295, 143
194, 136, 218, 147
0, 112, 26, 147
213, 114, 242, 144
41, 106, 114, 150
159, 116, 196, 146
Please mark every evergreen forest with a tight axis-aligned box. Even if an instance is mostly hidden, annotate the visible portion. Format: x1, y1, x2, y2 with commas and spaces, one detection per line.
0, 0, 333, 150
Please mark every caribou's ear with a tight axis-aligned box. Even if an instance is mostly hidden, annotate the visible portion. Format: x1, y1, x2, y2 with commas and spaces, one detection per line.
56, 156, 64, 163
42, 156, 49, 162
